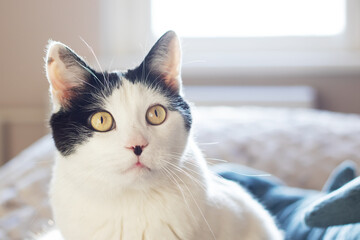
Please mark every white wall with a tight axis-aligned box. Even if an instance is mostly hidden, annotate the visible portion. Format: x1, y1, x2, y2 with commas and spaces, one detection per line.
0, 0, 102, 162
1, 0, 360, 163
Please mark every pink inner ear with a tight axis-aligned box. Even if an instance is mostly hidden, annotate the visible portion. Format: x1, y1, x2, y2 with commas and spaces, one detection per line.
162, 42, 181, 92
164, 75, 180, 92
48, 60, 75, 106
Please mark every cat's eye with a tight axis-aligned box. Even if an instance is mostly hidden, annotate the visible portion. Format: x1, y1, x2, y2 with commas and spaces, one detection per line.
90, 111, 114, 132
146, 105, 167, 125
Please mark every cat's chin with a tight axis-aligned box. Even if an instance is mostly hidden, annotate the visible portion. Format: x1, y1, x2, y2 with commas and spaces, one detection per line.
122, 162, 151, 175
116, 163, 155, 188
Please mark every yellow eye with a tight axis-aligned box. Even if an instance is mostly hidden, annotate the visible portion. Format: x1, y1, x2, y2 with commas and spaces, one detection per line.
90, 111, 114, 132
146, 105, 167, 125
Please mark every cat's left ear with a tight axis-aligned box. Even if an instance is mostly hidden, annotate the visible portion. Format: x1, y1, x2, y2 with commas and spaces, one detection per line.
45, 41, 93, 110
143, 31, 182, 94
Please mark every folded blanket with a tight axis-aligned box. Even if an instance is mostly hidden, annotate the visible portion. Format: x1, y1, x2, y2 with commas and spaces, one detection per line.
214, 161, 360, 240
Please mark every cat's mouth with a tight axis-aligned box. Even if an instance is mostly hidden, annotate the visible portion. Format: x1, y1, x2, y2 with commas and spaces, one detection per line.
123, 160, 151, 174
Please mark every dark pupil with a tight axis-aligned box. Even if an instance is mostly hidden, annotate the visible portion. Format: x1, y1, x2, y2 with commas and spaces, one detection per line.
100, 116, 104, 124
154, 109, 158, 117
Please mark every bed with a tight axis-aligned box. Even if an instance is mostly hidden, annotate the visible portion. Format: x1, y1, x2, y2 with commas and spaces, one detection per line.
1, 106, 360, 240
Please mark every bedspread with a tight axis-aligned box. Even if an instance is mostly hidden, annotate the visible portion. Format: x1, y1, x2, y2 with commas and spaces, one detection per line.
1, 106, 360, 239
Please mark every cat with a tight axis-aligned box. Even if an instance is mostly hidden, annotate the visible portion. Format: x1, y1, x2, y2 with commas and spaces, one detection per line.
44, 30, 283, 240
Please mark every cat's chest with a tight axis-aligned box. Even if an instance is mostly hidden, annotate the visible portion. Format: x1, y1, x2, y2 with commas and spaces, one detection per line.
52, 186, 198, 240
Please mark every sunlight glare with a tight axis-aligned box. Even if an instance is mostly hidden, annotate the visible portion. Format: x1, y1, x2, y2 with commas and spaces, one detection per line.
151, 0, 345, 38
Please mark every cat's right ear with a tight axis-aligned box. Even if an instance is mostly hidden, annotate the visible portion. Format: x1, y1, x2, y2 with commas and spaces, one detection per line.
45, 41, 91, 111
141, 31, 183, 94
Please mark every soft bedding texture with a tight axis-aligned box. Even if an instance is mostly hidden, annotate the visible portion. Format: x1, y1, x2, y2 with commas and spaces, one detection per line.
215, 161, 360, 240
0, 106, 360, 239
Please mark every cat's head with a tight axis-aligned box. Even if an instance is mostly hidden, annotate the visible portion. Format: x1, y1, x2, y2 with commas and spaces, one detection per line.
45, 31, 192, 191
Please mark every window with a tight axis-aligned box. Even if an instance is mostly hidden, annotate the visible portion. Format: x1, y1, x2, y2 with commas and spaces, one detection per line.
152, 0, 345, 38
101, 0, 360, 72
151, 0, 357, 53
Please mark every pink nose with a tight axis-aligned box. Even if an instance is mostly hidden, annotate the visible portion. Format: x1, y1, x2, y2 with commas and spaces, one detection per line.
125, 135, 149, 156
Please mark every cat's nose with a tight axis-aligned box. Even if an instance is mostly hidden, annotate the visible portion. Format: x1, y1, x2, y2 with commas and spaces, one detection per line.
133, 145, 144, 156
127, 145, 147, 156
125, 135, 148, 156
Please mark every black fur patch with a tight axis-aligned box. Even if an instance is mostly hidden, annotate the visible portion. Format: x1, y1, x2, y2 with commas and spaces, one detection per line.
50, 71, 121, 156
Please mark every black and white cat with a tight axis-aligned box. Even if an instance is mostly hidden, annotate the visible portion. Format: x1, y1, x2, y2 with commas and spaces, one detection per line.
42, 31, 283, 240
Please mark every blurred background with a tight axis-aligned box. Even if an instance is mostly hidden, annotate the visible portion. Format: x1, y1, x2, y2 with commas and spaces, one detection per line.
1, 0, 360, 165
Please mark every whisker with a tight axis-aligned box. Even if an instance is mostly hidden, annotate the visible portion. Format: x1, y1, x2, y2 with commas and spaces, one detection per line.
106, 57, 115, 83
74, 60, 102, 85
79, 36, 111, 93
161, 167, 197, 222
73, 60, 108, 99
181, 160, 203, 168
163, 158, 204, 179
162, 159, 207, 190
73, 76, 97, 90
205, 157, 228, 163
166, 167, 216, 240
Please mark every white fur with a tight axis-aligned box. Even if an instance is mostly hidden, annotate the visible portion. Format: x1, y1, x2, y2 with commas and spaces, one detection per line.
47, 79, 283, 240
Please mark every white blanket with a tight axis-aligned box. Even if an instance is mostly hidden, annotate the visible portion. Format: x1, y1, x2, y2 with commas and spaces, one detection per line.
1, 107, 359, 240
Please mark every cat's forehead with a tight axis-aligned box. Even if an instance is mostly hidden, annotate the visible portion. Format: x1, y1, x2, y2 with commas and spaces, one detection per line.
105, 76, 169, 112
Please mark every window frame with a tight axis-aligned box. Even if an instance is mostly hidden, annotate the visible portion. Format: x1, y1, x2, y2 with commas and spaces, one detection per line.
100, 0, 360, 76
